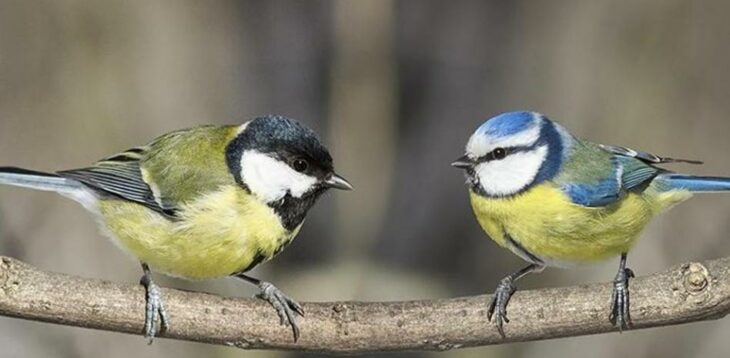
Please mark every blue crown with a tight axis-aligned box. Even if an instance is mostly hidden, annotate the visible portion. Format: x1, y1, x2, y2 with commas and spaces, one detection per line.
476, 111, 538, 138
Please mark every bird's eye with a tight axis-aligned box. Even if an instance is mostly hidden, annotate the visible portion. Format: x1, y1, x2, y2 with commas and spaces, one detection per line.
292, 159, 309, 173
493, 148, 507, 160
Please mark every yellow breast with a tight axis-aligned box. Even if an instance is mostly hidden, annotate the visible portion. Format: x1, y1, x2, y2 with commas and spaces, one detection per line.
468, 183, 691, 266
98, 185, 300, 279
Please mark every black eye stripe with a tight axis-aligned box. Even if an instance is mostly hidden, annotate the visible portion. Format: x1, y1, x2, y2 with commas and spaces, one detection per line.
476, 145, 533, 163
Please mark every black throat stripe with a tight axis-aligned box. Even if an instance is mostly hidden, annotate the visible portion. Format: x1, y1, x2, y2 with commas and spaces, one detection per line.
268, 189, 325, 232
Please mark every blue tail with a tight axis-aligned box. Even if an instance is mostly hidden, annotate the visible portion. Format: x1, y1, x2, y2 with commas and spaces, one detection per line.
659, 174, 730, 193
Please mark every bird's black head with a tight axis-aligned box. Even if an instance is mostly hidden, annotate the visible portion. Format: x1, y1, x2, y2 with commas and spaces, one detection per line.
226, 115, 352, 229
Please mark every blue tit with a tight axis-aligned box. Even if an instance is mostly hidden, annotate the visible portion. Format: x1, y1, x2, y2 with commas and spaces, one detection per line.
452, 111, 729, 336
0, 115, 352, 342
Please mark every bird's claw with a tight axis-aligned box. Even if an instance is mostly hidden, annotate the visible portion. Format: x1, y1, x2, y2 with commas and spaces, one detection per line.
257, 281, 304, 342
141, 275, 170, 344
488, 276, 517, 338
609, 267, 634, 331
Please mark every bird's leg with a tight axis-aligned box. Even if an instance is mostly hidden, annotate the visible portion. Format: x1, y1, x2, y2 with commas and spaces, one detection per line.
140, 263, 170, 343
488, 263, 541, 338
236, 274, 304, 342
609, 253, 634, 331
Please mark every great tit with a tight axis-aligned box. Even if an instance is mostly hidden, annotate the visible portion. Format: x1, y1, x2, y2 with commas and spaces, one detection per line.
0, 115, 352, 342
452, 111, 730, 337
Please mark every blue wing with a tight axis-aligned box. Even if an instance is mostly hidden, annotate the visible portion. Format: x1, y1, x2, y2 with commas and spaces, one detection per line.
599, 145, 730, 193
562, 180, 621, 207
598, 144, 703, 165
560, 156, 625, 207
560, 145, 666, 207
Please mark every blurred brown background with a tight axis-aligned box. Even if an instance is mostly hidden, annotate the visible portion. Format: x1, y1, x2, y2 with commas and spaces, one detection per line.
1, 1, 730, 357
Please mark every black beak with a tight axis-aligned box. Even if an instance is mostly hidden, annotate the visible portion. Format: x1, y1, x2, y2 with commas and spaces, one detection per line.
324, 173, 353, 191
451, 155, 474, 169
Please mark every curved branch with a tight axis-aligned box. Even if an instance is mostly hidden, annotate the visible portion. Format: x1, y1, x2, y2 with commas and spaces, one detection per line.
1, 256, 729, 353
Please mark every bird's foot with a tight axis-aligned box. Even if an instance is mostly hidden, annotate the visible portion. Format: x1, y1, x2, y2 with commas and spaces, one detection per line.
257, 281, 304, 342
609, 267, 634, 331
140, 273, 170, 344
488, 276, 517, 338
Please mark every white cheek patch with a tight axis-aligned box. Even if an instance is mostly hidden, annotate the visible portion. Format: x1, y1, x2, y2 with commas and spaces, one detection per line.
466, 116, 542, 159
240, 150, 318, 203
475, 145, 548, 196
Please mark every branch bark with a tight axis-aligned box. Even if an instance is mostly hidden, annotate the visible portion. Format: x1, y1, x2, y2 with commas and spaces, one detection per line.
0, 256, 729, 354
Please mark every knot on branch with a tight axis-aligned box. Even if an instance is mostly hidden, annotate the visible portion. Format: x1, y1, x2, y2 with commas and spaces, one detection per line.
673, 262, 713, 307
681, 262, 710, 294
0, 257, 19, 298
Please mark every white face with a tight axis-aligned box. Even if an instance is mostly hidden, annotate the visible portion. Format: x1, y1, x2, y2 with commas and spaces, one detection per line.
465, 119, 547, 196
472, 146, 548, 196
240, 150, 319, 203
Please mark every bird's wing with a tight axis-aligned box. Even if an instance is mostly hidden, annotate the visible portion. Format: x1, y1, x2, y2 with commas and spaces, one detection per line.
555, 142, 668, 207
137, 125, 236, 209
557, 156, 624, 207
59, 125, 238, 218
598, 144, 703, 165
58, 146, 177, 217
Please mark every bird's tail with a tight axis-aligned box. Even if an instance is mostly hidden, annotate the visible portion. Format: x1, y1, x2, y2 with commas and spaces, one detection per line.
0, 167, 82, 193
659, 174, 730, 193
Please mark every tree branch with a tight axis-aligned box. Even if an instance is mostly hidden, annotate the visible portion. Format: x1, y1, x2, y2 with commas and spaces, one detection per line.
1, 256, 729, 353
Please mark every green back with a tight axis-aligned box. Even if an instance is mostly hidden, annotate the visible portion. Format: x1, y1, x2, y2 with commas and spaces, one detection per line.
554, 139, 616, 185
140, 125, 239, 208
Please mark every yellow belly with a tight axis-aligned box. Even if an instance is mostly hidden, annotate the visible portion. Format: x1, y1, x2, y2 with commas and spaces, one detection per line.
469, 183, 691, 266
98, 186, 300, 279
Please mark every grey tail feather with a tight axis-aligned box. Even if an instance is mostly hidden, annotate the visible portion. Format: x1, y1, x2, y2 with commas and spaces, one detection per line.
0, 167, 82, 193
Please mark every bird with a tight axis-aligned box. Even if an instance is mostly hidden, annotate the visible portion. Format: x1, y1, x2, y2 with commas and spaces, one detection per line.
451, 111, 729, 337
0, 115, 352, 342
